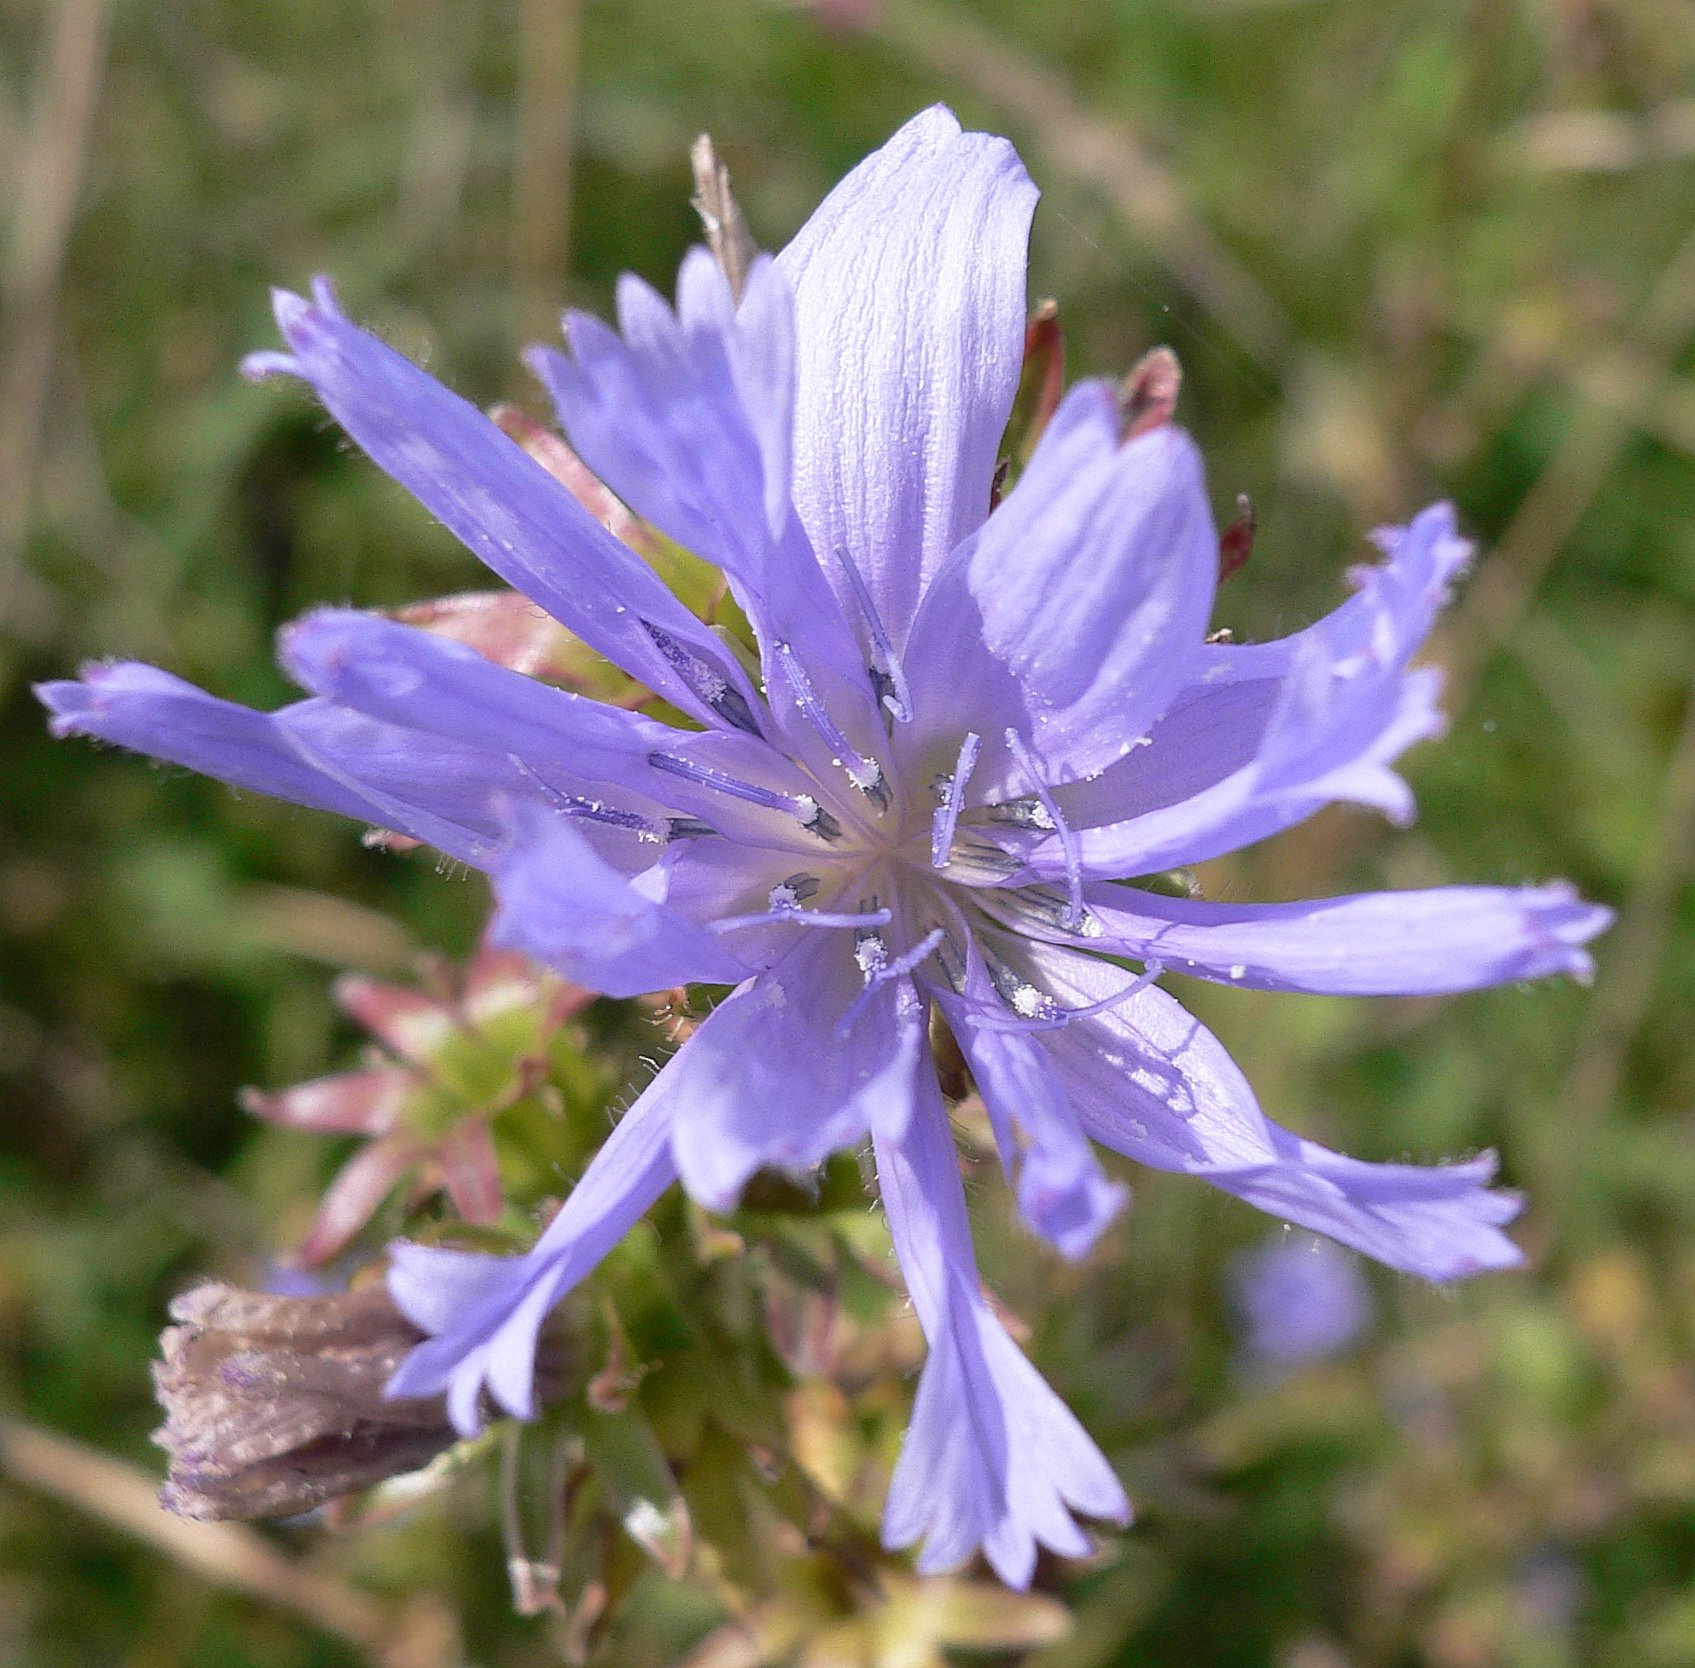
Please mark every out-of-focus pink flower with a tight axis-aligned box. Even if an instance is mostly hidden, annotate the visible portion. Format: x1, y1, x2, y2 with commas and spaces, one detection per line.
243, 946, 592, 1266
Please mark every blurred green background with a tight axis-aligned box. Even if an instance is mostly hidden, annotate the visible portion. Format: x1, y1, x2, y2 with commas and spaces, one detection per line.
3, 0, 1694, 1663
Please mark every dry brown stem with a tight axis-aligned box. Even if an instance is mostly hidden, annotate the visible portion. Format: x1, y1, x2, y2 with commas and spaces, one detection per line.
692, 134, 759, 304
0, 1414, 459, 1664
512, 0, 584, 344
0, 0, 109, 630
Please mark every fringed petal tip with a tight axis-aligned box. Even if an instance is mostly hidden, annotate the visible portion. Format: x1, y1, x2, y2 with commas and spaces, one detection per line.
35, 675, 99, 738
36, 661, 178, 738
518, 341, 559, 390
1306, 664, 1448, 824
247, 279, 348, 380
1341, 1148, 1529, 1282
242, 281, 347, 380
381, 1336, 488, 1438
1254, 1144, 1529, 1284
387, 1078, 679, 1433
1021, 1165, 1129, 1263
269, 277, 343, 330
1523, 884, 1614, 983
1075, 878, 1613, 999
553, 307, 609, 364
901, 100, 1032, 195
239, 349, 300, 383
874, 1093, 1127, 1589
1047, 971, 1531, 1285
1330, 763, 1419, 826
1361, 499, 1475, 593
275, 605, 417, 694
880, 1306, 1131, 1589
671, 242, 733, 327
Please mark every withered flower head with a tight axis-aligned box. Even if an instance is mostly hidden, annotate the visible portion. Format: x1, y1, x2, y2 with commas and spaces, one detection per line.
152, 1280, 460, 1521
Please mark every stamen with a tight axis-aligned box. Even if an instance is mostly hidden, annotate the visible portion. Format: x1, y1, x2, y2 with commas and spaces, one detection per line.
771, 640, 888, 808
665, 816, 718, 840
931, 932, 969, 995
832, 547, 912, 724
983, 796, 1055, 831
647, 751, 842, 840
940, 836, 1023, 886
837, 926, 946, 1038
640, 619, 761, 735
973, 961, 1165, 1033
993, 884, 1104, 939
771, 873, 822, 908
930, 731, 982, 868
512, 757, 667, 843
1003, 730, 1083, 927
853, 926, 889, 982
987, 959, 1057, 1022
711, 904, 892, 936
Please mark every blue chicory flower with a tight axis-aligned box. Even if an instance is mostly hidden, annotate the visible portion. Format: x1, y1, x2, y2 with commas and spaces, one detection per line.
1230, 1232, 1373, 1368
39, 106, 1610, 1587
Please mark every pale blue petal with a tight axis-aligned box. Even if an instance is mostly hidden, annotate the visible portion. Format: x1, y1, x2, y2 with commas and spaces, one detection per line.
1032, 945, 1524, 1280
488, 799, 751, 998
1037, 501, 1471, 878
286, 612, 855, 853
876, 1077, 1130, 1587
534, 250, 787, 583
281, 607, 679, 788
39, 662, 529, 865
250, 280, 761, 732
902, 385, 1217, 793
531, 252, 888, 788
937, 961, 1127, 1258
776, 105, 1038, 645
996, 880, 1613, 994
666, 929, 926, 1210
386, 1076, 679, 1431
